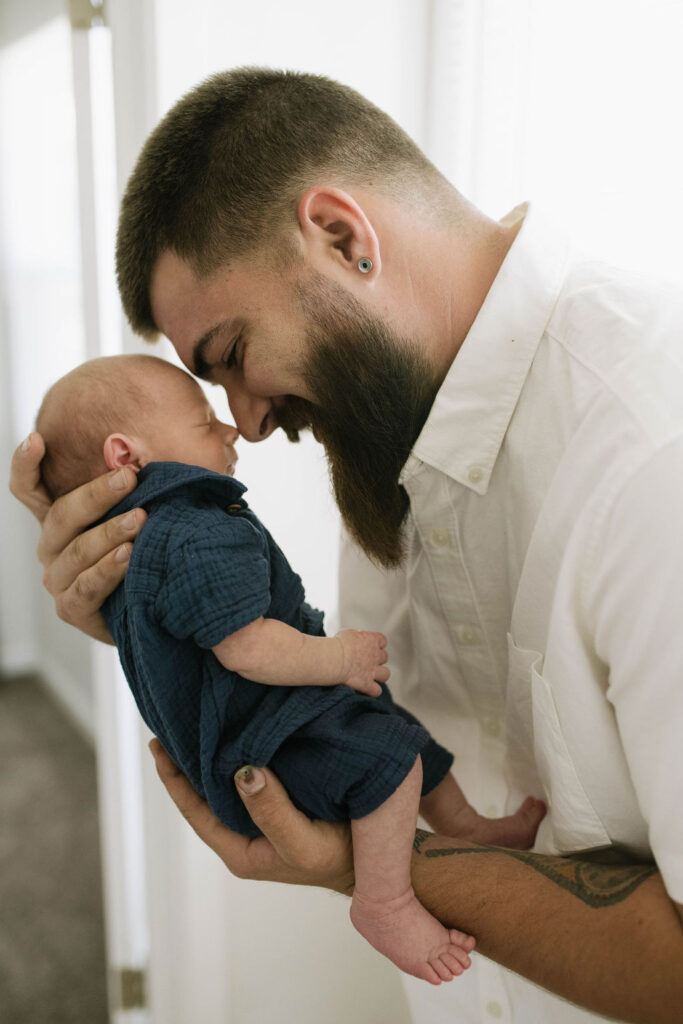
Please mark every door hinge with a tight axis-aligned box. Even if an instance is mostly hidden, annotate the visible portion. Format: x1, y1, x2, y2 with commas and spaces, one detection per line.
113, 967, 147, 1010
68, 0, 107, 30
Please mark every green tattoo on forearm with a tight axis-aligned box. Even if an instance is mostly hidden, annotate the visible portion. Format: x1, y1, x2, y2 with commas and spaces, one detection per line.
413, 829, 657, 907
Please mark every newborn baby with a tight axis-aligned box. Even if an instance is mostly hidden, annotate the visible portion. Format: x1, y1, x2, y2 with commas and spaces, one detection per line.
36, 354, 545, 985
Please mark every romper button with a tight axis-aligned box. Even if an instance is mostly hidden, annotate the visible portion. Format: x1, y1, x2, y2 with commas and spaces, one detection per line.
227, 503, 242, 514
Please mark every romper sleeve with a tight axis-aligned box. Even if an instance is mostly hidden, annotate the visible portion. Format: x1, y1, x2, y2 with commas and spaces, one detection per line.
156, 512, 272, 648
588, 439, 683, 902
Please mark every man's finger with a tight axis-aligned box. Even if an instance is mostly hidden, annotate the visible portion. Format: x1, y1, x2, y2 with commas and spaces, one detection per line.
149, 738, 243, 859
233, 764, 347, 882
46, 507, 146, 595
150, 741, 353, 891
151, 744, 302, 882
9, 432, 52, 522
38, 466, 140, 561
234, 764, 314, 863
54, 543, 136, 639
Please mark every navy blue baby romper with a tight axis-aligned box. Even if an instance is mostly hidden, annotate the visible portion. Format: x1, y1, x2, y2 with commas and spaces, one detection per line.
103, 463, 453, 837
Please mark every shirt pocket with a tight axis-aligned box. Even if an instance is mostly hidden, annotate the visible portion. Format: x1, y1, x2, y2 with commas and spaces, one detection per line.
506, 633, 610, 853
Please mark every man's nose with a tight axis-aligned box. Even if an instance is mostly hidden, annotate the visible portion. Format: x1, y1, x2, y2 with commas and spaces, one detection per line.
225, 387, 277, 443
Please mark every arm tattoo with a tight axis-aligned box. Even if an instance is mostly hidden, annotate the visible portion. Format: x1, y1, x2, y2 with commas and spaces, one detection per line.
413, 829, 657, 908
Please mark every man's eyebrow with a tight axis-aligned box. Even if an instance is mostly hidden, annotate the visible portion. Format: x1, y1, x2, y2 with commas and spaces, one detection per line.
192, 322, 228, 380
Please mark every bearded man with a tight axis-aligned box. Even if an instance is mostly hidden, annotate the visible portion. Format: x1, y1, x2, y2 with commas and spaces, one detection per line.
11, 68, 683, 1024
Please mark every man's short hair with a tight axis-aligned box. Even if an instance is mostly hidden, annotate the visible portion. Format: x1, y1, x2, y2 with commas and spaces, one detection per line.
116, 67, 440, 339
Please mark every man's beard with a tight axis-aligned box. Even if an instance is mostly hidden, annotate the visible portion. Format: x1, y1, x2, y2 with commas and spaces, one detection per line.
276, 277, 439, 569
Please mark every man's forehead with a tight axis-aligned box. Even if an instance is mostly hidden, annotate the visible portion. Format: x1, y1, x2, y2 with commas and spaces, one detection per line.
150, 250, 206, 323
149, 250, 231, 364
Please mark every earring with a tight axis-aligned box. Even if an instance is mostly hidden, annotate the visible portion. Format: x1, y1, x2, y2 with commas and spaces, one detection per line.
357, 257, 373, 274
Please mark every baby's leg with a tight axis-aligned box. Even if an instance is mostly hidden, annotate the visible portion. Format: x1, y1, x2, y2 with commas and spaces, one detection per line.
350, 756, 475, 985
420, 773, 545, 849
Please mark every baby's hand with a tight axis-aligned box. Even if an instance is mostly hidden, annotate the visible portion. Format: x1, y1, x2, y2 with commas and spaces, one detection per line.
335, 629, 390, 697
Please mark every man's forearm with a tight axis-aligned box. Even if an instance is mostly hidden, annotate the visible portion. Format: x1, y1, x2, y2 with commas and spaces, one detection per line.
411, 831, 683, 1024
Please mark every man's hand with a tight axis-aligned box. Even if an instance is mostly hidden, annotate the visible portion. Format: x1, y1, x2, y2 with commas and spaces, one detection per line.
9, 432, 147, 643
149, 739, 355, 895
335, 628, 389, 697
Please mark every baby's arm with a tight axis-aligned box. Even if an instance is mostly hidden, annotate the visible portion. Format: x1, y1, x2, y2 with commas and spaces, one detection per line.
212, 619, 389, 696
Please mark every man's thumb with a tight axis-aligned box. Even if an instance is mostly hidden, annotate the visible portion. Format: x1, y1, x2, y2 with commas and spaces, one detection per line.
234, 765, 266, 796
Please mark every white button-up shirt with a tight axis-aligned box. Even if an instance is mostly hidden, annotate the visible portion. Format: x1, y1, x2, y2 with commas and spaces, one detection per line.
339, 203, 683, 1023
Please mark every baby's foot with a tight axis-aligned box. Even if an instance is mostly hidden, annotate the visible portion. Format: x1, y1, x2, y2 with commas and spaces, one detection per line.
350, 886, 475, 985
468, 797, 546, 849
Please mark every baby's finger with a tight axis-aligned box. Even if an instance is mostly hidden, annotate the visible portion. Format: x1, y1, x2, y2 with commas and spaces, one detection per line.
375, 666, 390, 683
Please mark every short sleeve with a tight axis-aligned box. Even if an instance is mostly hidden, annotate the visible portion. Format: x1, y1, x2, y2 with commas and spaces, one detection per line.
156, 513, 271, 648
589, 439, 683, 901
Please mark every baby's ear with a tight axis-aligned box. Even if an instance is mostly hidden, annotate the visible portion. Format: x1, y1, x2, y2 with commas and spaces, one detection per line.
103, 433, 143, 471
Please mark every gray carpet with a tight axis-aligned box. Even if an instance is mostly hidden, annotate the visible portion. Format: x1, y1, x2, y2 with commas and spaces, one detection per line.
0, 674, 109, 1024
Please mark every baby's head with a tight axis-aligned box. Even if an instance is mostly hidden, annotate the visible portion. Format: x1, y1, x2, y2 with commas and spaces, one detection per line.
36, 354, 238, 499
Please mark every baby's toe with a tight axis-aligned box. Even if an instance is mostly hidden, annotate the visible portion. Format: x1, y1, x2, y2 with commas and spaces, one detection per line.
424, 963, 443, 986
446, 943, 472, 970
449, 928, 476, 952
440, 952, 465, 976
429, 956, 455, 983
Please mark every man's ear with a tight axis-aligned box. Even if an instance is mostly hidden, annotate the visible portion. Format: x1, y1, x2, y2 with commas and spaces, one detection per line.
297, 187, 381, 279
103, 433, 144, 471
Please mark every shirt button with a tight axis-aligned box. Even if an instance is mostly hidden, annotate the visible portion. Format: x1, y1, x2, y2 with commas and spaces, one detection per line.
226, 503, 242, 514
460, 626, 480, 645
486, 1001, 503, 1019
429, 528, 451, 548
468, 466, 484, 484
482, 717, 501, 738
485, 804, 498, 817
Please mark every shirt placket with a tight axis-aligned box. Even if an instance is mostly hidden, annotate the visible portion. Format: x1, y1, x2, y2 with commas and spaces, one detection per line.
405, 468, 510, 815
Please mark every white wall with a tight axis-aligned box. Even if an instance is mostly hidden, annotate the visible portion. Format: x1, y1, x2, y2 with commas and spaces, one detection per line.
0, 1, 95, 733
427, 0, 683, 282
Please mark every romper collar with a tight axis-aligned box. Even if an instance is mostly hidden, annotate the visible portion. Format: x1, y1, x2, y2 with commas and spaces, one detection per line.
400, 203, 570, 494
103, 462, 247, 521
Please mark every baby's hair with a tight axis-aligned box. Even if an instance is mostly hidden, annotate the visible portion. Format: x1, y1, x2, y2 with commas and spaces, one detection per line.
36, 354, 179, 499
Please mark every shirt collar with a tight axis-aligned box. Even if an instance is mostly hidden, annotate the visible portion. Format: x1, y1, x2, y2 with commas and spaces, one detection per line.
400, 203, 570, 494
103, 461, 247, 521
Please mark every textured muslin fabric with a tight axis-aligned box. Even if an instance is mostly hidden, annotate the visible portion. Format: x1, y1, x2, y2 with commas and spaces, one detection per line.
102, 462, 453, 837
339, 202, 683, 1023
